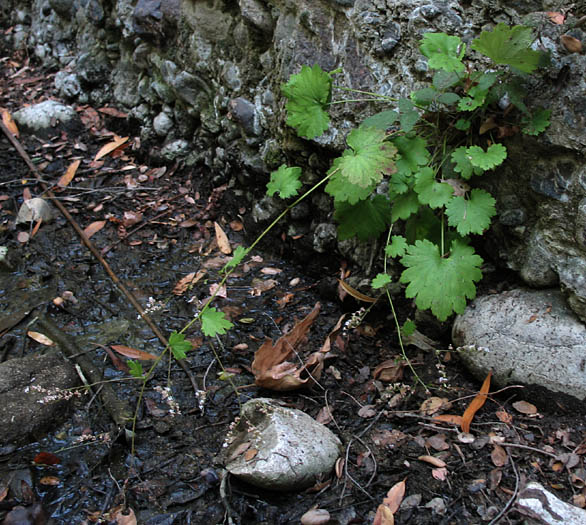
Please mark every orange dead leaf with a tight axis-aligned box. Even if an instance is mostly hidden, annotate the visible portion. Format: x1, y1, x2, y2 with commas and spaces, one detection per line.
418, 455, 447, 468
512, 400, 538, 415
98, 107, 128, 118
491, 444, 508, 467
214, 221, 232, 254
111, 345, 158, 361
251, 303, 324, 391
561, 34, 582, 54
33, 451, 61, 465
337, 279, 377, 303
244, 448, 258, 461
461, 371, 491, 433
1, 109, 19, 137
432, 414, 464, 426
39, 476, 61, 486
94, 135, 128, 162
373, 478, 406, 525
83, 220, 106, 239
57, 159, 81, 188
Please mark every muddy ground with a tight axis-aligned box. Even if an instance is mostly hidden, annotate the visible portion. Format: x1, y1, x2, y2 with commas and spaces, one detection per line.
1, 37, 585, 525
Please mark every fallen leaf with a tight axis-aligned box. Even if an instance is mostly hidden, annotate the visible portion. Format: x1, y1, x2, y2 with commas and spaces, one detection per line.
335, 458, 344, 478
173, 270, 206, 295
496, 409, 513, 424
316, 406, 333, 425
244, 448, 258, 461
83, 220, 106, 239
111, 345, 158, 361
34, 451, 61, 465
229, 220, 244, 231
418, 455, 447, 468
491, 445, 508, 467
371, 429, 408, 448
420, 397, 451, 416
112, 507, 137, 525
260, 267, 282, 275
27, 331, 55, 346
1, 109, 19, 137
461, 371, 491, 433
209, 283, 228, 298
94, 135, 128, 162
300, 509, 331, 525
547, 11, 565, 24
561, 34, 582, 53
250, 278, 277, 296
358, 405, 377, 418
426, 434, 450, 451
214, 221, 232, 254
98, 107, 128, 118
228, 441, 251, 461
38, 476, 60, 486
373, 479, 406, 525
512, 400, 537, 415
277, 292, 295, 308
373, 358, 405, 383
57, 159, 81, 187
122, 211, 143, 228
432, 467, 448, 481
251, 303, 324, 391
337, 279, 377, 303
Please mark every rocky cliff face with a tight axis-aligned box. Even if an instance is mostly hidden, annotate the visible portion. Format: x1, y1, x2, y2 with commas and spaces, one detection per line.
2, 0, 586, 321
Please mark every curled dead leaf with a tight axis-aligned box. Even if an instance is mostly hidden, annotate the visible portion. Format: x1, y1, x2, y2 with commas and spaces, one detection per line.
337, 279, 377, 303
373, 358, 405, 383
418, 455, 447, 468
420, 397, 451, 416
57, 159, 81, 187
27, 331, 55, 346
1, 109, 19, 137
111, 345, 158, 361
214, 221, 232, 254
461, 371, 491, 433
561, 34, 582, 54
94, 135, 128, 162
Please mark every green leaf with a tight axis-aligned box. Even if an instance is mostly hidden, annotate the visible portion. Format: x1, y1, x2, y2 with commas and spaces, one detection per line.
385, 235, 408, 257
169, 331, 193, 360
281, 64, 332, 138
471, 23, 542, 73
391, 190, 420, 222
392, 136, 430, 175
128, 360, 144, 378
200, 307, 234, 337
400, 239, 483, 321
266, 165, 302, 198
372, 273, 392, 289
401, 320, 416, 336
362, 110, 399, 130
455, 118, 471, 131
451, 147, 482, 179
411, 87, 438, 106
223, 246, 249, 272
420, 32, 466, 72
438, 92, 460, 105
445, 188, 496, 235
458, 86, 488, 111
388, 170, 411, 195
325, 168, 374, 204
414, 167, 454, 209
433, 70, 461, 90
467, 143, 507, 170
398, 98, 420, 133
521, 108, 551, 136
336, 127, 397, 188
474, 71, 499, 91
335, 195, 392, 241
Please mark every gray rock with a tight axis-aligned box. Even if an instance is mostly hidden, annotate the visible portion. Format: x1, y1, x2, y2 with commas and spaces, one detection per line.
453, 289, 586, 401
313, 223, 337, 253
54, 71, 81, 98
224, 398, 342, 491
160, 139, 189, 160
153, 111, 174, 136
0, 352, 79, 446
13, 100, 80, 136
229, 97, 257, 136
517, 482, 586, 525
239, 0, 273, 33
15, 198, 54, 224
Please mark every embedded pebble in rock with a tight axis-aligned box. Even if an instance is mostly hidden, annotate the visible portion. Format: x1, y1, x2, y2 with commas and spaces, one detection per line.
160, 139, 189, 160
13, 100, 80, 136
453, 289, 586, 401
224, 398, 342, 491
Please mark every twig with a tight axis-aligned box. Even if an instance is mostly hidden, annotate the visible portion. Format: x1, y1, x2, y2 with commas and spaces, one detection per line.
0, 119, 199, 395
499, 442, 558, 458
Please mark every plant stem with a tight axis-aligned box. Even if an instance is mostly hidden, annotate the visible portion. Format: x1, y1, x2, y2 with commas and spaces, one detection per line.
333, 86, 396, 101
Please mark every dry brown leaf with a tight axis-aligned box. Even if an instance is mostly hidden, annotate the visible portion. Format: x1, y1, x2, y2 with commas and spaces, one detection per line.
358, 405, 377, 418
491, 445, 508, 467
316, 406, 333, 425
461, 371, 491, 433
426, 434, 450, 451
173, 270, 205, 295
94, 135, 128, 162
373, 505, 394, 525
113, 507, 137, 525
83, 220, 106, 239
214, 221, 232, 254
418, 455, 447, 468
547, 11, 565, 24
111, 345, 158, 361
495, 409, 513, 424
244, 448, 258, 461
2, 109, 19, 137
98, 107, 128, 118
512, 400, 537, 415
57, 159, 81, 188
251, 303, 323, 391
432, 414, 463, 426
27, 331, 55, 346
561, 34, 582, 54
260, 267, 282, 275
373, 358, 405, 383
250, 278, 278, 296
122, 211, 143, 228
420, 397, 451, 416
337, 279, 377, 303
432, 467, 448, 481
39, 476, 60, 486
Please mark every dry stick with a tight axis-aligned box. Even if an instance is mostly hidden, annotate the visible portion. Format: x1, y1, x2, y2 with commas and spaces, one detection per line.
0, 120, 199, 395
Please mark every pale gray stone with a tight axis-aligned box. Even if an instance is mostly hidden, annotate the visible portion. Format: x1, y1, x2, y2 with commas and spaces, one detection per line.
14, 100, 78, 134
453, 289, 586, 401
224, 398, 342, 491
517, 482, 586, 525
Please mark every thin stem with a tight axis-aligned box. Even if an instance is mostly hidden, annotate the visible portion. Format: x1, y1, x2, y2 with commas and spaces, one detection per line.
333, 85, 396, 101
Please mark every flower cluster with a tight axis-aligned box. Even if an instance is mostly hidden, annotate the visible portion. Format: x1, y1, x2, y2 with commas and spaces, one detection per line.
154, 385, 181, 416
137, 297, 165, 319
26, 384, 84, 404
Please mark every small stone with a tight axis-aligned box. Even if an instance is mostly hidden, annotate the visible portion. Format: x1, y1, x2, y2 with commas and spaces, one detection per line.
224, 398, 342, 491
16, 198, 54, 224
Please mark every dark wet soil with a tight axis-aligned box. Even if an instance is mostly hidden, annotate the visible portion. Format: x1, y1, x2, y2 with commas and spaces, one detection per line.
1, 38, 586, 525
